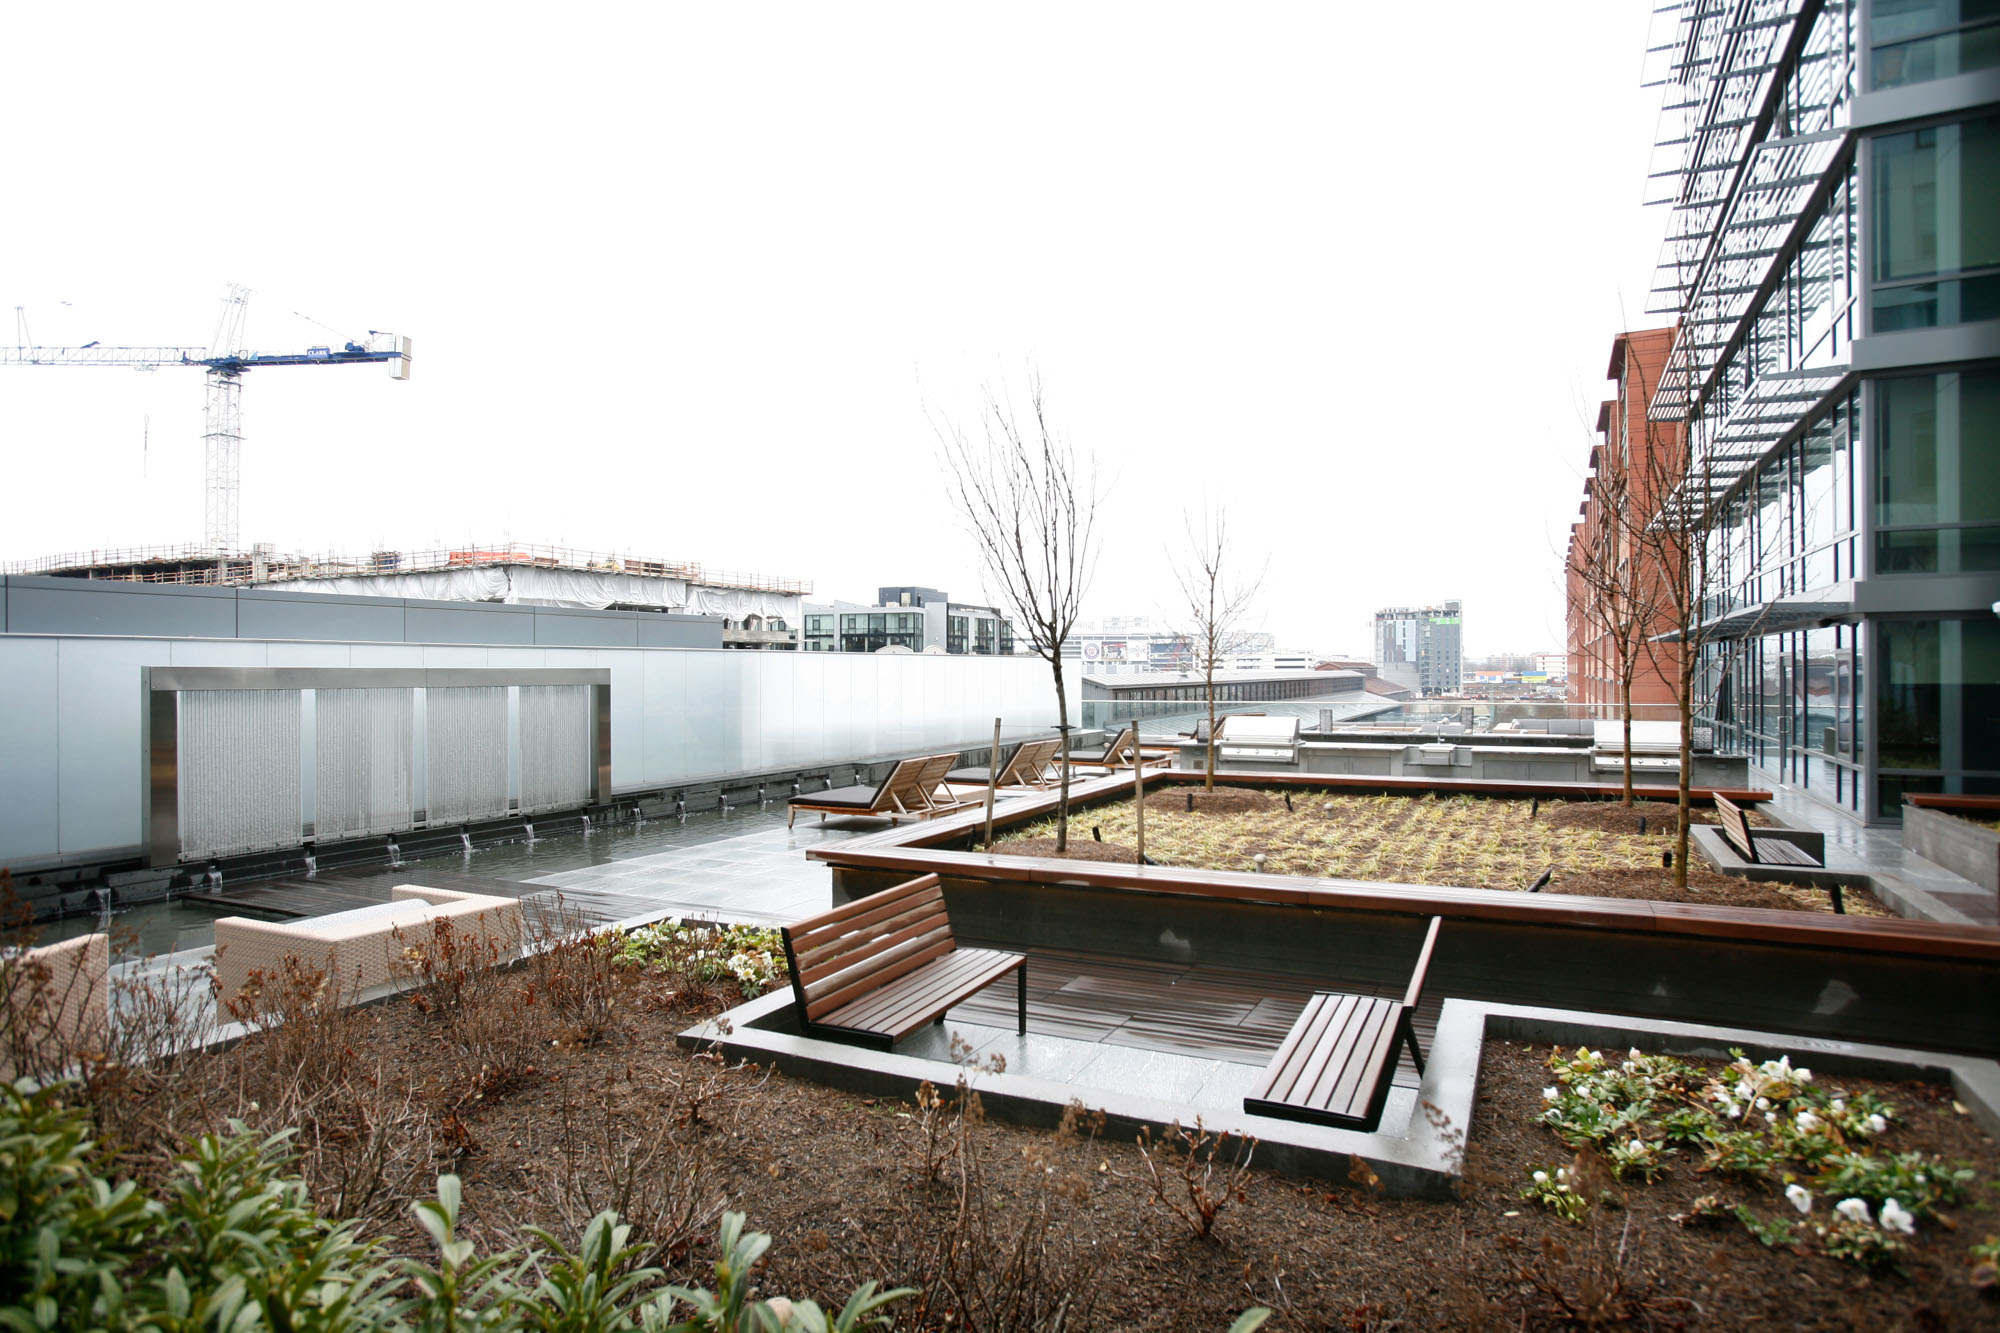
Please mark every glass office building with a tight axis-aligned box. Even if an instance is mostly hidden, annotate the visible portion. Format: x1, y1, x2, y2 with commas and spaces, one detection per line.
1646, 0, 2000, 821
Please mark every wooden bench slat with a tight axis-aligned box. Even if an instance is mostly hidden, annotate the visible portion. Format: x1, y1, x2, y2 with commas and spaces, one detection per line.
1256, 992, 1359, 1103
781, 873, 1026, 1049
1307, 1000, 1400, 1118
788, 877, 949, 951
1244, 916, 1440, 1133
796, 912, 952, 988
823, 948, 1022, 1037
803, 936, 956, 1019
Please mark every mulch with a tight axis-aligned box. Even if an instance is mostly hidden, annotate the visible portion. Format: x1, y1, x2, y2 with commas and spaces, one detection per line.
1542, 799, 1743, 835
393, 985, 1999, 1330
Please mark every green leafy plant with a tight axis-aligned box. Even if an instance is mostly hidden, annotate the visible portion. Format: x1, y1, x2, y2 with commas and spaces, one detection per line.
1520, 1165, 1590, 1224
1733, 1205, 1798, 1249
616, 923, 789, 997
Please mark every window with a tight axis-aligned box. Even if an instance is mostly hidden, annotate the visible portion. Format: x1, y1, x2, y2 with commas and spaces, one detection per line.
1871, 113, 2000, 330
1875, 617, 2000, 815
1871, 0, 2000, 89
1874, 370, 2000, 572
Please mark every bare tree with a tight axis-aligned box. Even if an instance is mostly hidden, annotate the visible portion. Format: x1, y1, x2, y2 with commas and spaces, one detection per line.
937, 375, 1101, 852
1632, 417, 1782, 888
1568, 443, 1666, 806
1170, 509, 1265, 791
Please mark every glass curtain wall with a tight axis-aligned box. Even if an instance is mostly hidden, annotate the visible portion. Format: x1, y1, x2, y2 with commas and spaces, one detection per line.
1871, 111, 2000, 330
1875, 617, 2000, 814
1873, 369, 2000, 573
1871, 1, 2000, 89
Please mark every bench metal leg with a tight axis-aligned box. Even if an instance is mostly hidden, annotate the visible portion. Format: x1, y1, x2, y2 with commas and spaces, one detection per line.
1017, 963, 1027, 1035
1830, 883, 1844, 914
1401, 1014, 1426, 1077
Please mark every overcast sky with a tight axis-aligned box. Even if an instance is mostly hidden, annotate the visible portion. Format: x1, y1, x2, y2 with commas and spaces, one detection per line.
3, 3, 1669, 659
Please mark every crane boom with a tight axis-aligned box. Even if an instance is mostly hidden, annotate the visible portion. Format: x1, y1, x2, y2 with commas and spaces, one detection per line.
2, 328, 411, 550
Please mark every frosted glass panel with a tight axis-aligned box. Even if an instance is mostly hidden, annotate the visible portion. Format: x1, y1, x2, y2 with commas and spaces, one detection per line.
315, 688, 414, 840
520, 684, 591, 813
425, 687, 509, 824
178, 690, 302, 859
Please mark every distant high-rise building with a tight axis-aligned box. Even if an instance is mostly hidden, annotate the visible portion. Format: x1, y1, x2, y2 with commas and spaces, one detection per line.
1373, 601, 1462, 696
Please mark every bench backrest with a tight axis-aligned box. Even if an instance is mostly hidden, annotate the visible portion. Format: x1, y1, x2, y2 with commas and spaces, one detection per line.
1713, 794, 1756, 861
1401, 915, 1442, 1013
781, 874, 957, 1024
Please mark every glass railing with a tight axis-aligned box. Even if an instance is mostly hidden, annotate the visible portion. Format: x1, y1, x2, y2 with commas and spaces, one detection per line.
1080, 696, 1684, 741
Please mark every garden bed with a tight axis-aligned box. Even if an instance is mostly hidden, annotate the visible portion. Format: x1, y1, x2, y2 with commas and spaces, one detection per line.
995, 790, 1881, 915
19, 923, 1998, 1331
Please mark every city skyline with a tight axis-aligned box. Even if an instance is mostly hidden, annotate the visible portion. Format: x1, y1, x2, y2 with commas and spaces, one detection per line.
2, 4, 1662, 657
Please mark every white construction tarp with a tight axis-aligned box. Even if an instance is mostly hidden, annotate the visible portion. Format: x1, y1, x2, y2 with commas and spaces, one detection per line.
260, 566, 800, 622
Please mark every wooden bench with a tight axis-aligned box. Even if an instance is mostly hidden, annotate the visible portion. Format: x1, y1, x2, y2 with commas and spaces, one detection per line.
1243, 916, 1440, 1132
1713, 794, 1842, 912
779, 873, 1026, 1050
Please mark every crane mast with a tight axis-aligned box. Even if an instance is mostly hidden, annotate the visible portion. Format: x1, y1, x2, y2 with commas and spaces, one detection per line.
2, 287, 411, 552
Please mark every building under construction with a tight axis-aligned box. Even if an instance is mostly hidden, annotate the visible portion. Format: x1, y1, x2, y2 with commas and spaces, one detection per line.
4, 541, 810, 649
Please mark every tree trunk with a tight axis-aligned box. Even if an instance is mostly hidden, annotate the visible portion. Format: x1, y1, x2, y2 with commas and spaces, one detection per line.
1052, 662, 1073, 854
1676, 651, 1694, 890
1205, 673, 1217, 791
1621, 675, 1635, 806
1134, 745, 1146, 864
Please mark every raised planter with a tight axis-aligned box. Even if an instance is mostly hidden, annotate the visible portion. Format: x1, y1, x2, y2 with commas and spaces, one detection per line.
1904, 796, 2000, 903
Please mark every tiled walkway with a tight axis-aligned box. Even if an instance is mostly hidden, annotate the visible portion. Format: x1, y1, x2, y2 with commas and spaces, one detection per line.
1758, 781, 1999, 926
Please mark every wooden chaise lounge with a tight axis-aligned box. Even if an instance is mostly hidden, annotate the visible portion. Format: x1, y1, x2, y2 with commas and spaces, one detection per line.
1067, 723, 1170, 770
786, 754, 968, 828
944, 737, 1063, 790
779, 873, 1027, 1049
1244, 916, 1441, 1132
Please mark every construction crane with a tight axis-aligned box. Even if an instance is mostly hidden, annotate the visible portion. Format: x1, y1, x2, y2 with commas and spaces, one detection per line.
2, 286, 412, 552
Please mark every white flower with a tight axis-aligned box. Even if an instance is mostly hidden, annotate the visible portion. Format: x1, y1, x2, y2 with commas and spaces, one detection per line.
1786, 1184, 1813, 1214
1914, 1172, 1927, 1185
1880, 1199, 1915, 1235
1736, 1080, 1754, 1099
1621, 1061, 1636, 1072
1543, 1086, 1559, 1101
1629, 1047, 1643, 1060
1796, 1110, 1822, 1133
1831, 1098, 1846, 1113
1765, 1111, 1777, 1124
1556, 1167, 1569, 1180
1728, 1104, 1744, 1119
1835, 1197, 1872, 1225
1795, 1068, 1812, 1083
1755, 1097, 1771, 1111
1865, 1113, 1888, 1135
1533, 1170, 1548, 1183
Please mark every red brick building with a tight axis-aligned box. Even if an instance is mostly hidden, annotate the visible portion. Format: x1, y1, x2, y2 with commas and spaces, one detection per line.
1567, 327, 1683, 709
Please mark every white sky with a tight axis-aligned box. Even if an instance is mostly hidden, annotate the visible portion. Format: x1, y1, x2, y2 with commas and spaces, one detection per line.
2, 3, 1669, 660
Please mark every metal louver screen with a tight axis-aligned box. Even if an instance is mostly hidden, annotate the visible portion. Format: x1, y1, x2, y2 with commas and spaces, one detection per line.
178, 690, 302, 859
519, 684, 592, 814
425, 687, 509, 825
315, 688, 415, 840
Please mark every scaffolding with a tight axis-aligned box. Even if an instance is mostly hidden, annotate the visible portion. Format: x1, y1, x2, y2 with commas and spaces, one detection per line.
1, 541, 814, 596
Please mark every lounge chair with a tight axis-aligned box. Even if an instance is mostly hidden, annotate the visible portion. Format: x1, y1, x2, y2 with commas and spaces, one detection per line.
945, 737, 1063, 790
1068, 723, 1171, 770
786, 753, 969, 828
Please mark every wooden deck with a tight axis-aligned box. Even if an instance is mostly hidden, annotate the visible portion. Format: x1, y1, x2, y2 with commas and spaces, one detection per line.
949, 943, 1439, 1078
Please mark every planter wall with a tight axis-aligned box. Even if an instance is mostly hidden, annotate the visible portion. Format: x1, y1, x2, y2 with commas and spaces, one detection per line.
1903, 802, 2000, 901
